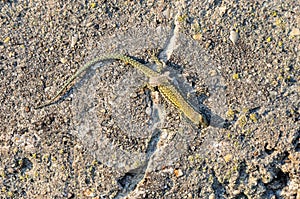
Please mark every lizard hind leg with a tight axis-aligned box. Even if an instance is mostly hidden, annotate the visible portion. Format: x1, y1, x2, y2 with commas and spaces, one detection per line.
143, 82, 157, 93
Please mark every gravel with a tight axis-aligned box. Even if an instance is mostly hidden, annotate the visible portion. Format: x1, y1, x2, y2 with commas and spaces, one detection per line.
0, 0, 299, 198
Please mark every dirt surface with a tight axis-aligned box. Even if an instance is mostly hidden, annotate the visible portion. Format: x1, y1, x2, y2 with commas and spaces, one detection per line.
0, 0, 299, 198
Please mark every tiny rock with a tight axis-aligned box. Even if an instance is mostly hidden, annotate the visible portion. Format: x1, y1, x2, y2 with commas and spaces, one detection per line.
83, 188, 95, 197
71, 34, 78, 48
193, 33, 202, 41
290, 28, 300, 37
60, 57, 68, 64
229, 30, 239, 45
219, 6, 227, 16
174, 169, 183, 177
224, 154, 233, 163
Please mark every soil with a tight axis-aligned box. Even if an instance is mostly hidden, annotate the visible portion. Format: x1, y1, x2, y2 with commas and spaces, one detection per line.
0, 0, 299, 198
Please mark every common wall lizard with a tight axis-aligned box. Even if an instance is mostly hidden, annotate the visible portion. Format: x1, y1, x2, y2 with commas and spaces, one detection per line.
36, 54, 209, 128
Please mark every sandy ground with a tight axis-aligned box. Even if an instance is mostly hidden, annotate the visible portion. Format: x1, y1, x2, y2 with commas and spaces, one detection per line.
0, 0, 299, 198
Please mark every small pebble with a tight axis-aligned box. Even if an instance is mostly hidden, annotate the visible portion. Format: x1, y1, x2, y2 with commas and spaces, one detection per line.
24, 106, 30, 112
229, 30, 239, 45
224, 154, 233, 163
90, 2, 96, 8
219, 6, 227, 16
145, 107, 152, 116
99, 108, 106, 113
4, 37, 10, 43
60, 57, 68, 64
232, 73, 239, 80
83, 188, 95, 197
192, 33, 202, 41
290, 28, 300, 37
209, 193, 216, 199
174, 169, 183, 177
7, 168, 14, 174
71, 34, 78, 48
232, 190, 240, 195
209, 69, 217, 76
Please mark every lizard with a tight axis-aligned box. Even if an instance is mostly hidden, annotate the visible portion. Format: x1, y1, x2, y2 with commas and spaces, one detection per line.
35, 53, 209, 128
